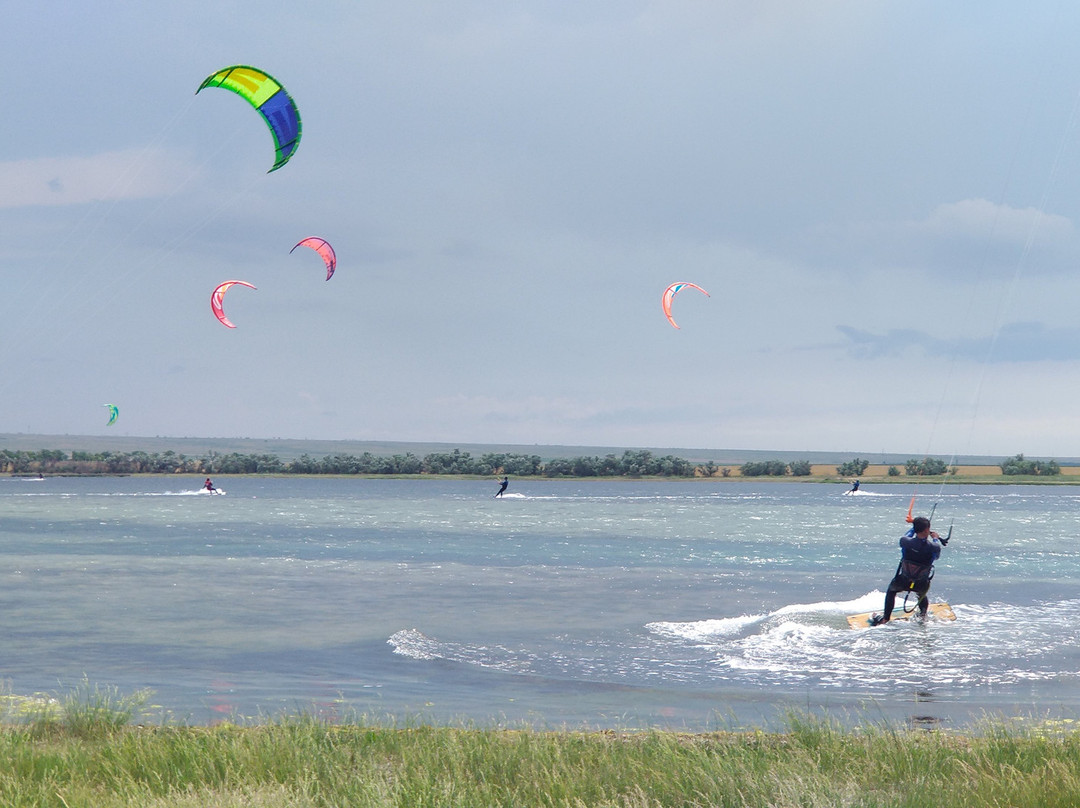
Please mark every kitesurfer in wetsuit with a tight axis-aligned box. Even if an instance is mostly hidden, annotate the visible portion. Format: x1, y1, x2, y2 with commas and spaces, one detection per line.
870, 515, 947, 625
495, 476, 509, 497
203, 478, 216, 493
850, 479, 860, 493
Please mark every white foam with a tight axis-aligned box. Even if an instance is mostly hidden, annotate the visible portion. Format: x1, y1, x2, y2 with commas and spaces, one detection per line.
653, 593, 883, 638
772, 592, 883, 616
646, 614, 765, 641
388, 628, 442, 660
387, 628, 542, 675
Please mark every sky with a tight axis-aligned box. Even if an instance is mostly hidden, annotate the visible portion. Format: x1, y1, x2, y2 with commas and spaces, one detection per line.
6, 2, 1080, 458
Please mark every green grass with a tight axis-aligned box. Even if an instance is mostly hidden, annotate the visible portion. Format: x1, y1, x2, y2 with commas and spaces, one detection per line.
1, 687, 1080, 807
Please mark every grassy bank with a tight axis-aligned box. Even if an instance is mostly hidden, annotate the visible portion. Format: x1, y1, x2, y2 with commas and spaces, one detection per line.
3, 687, 1080, 807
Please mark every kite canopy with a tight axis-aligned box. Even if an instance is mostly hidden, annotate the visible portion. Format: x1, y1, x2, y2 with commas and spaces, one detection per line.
197, 65, 302, 172
291, 237, 337, 281
211, 280, 257, 329
662, 282, 710, 329
103, 404, 119, 426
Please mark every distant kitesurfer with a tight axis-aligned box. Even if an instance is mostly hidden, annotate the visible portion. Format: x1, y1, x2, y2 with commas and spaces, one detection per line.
850, 479, 860, 493
204, 478, 217, 493
870, 515, 947, 625
495, 476, 509, 498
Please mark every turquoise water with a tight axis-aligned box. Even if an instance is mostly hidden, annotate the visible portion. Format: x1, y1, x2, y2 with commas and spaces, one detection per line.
1, 475, 1079, 730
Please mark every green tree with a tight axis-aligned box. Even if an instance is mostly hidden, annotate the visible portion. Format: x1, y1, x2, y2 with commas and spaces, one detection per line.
1000, 453, 1061, 476
904, 457, 949, 476
572, 456, 599, 477
542, 458, 575, 477
836, 458, 869, 476
740, 460, 789, 477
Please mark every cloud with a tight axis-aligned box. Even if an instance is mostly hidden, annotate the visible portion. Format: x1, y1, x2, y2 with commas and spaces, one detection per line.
0, 149, 193, 209
837, 321, 1080, 363
918, 198, 1072, 244
803, 198, 1077, 276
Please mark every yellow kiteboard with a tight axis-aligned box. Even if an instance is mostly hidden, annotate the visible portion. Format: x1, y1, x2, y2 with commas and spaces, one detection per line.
846, 602, 956, 629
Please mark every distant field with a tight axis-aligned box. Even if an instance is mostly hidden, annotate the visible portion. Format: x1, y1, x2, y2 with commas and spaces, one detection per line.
806, 464, 1013, 478
802, 463, 1080, 481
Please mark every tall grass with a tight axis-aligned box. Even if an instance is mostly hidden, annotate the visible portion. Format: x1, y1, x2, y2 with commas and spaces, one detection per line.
0, 687, 1078, 807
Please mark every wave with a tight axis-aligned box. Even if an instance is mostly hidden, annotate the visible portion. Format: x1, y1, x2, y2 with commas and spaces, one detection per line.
645, 596, 1080, 692
387, 628, 538, 674
394, 590, 1080, 700
10, 489, 227, 498
645, 592, 884, 642
387, 628, 443, 661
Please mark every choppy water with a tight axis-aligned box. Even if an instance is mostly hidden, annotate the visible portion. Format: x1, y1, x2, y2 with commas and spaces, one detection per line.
1, 475, 1079, 730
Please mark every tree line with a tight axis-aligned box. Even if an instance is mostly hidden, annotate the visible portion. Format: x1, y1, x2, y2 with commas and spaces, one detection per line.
0, 448, 701, 478
738, 457, 958, 477
2, 448, 1062, 478
741, 454, 1064, 477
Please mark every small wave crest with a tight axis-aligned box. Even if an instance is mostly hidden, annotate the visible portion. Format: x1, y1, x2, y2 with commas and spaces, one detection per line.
646, 614, 765, 642
647, 592, 885, 643
388, 628, 443, 660
101, 489, 227, 497
387, 629, 539, 674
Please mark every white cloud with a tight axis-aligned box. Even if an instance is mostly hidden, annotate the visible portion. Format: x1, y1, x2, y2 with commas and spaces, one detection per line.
917, 198, 1073, 246
837, 321, 1080, 363
801, 198, 1078, 277
0, 149, 194, 209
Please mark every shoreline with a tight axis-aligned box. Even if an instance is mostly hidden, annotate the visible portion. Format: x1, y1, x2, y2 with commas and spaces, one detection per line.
5, 469, 1077, 484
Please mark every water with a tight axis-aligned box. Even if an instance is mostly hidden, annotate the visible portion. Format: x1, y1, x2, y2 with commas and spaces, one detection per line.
2, 475, 1079, 731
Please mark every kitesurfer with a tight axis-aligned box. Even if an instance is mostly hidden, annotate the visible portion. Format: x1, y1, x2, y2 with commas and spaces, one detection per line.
203, 478, 217, 493
850, 479, 860, 493
870, 515, 947, 625
495, 476, 509, 497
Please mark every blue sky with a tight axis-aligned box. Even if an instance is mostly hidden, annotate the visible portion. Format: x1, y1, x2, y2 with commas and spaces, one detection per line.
5, 2, 1080, 457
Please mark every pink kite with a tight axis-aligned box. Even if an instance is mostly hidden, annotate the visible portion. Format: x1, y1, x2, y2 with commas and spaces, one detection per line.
211, 280, 257, 329
662, 282, 710, 329
290, 237, 336, 281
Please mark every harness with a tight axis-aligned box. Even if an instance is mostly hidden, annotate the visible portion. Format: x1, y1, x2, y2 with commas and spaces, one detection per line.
897, 559, 935, 587
890, 560, 933, 615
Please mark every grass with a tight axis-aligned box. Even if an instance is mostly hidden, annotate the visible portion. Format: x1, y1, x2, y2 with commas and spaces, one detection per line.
1, 686, 1079, 807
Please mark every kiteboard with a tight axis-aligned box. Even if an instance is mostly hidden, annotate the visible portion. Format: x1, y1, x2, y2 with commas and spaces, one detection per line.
846, 602, 955, 629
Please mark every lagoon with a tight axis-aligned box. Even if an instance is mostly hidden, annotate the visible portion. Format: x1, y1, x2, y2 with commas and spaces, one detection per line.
1, 475, 1078, 730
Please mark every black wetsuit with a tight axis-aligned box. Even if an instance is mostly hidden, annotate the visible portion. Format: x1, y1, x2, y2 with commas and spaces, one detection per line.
882, 532, 943, 620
